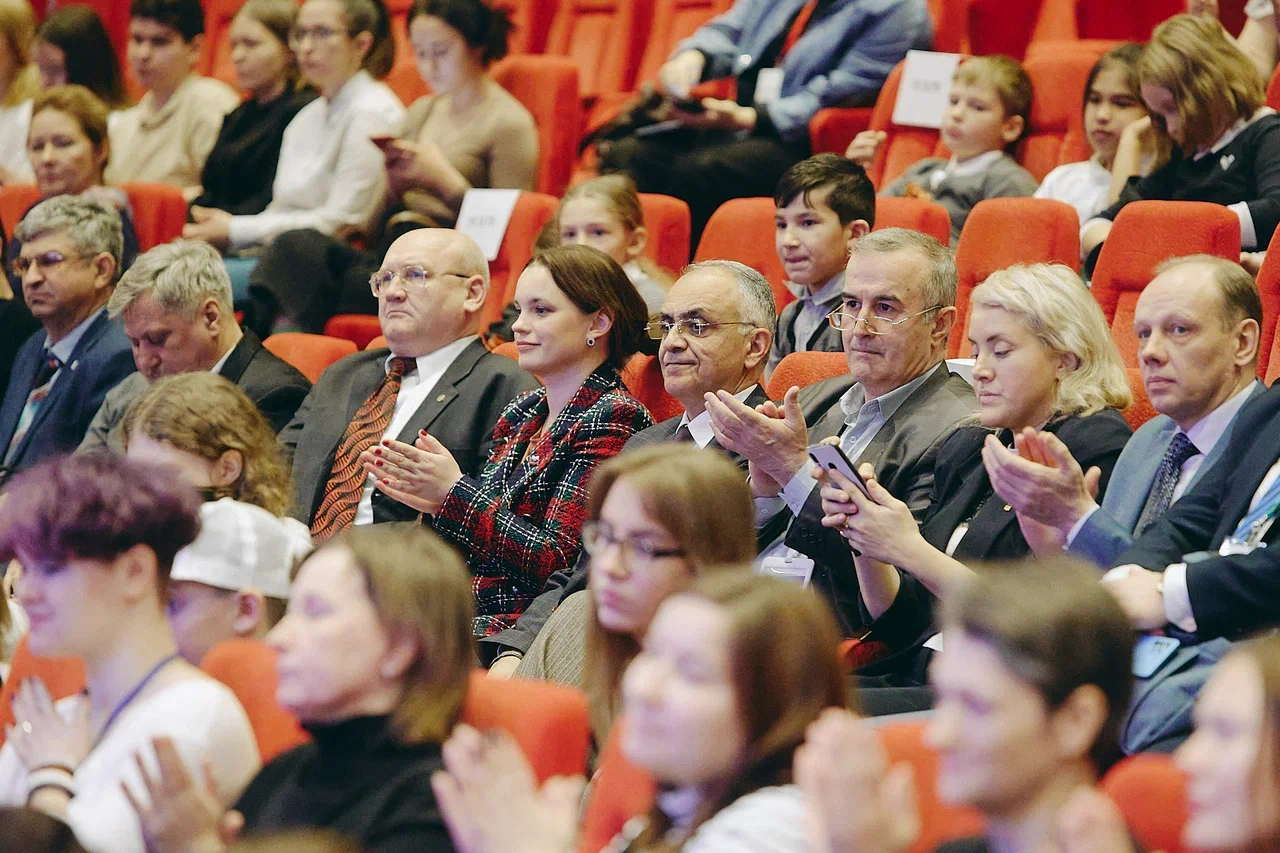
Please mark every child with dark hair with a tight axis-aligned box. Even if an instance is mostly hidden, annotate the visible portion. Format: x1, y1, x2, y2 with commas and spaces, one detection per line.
769, 153, 875, 374
106, 0, 240, 193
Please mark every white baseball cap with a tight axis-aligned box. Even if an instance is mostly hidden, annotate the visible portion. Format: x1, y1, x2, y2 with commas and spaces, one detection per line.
171, 498, 312, 600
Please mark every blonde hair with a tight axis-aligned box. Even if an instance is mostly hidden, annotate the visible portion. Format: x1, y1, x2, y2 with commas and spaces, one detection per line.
0, 0, 39, 107
971, 264, 1132, 417
121, 373, 293, 516
953, 54, 1032, 146
314, 525, 475, 744
558, 175, 673, 289
583, 445, 756, 741
1140, 13, 1265, 153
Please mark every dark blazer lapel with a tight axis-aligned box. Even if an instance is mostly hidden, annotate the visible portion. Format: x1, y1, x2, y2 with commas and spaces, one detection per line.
1115, 424, 1176, 533
858, 364, 952, 469
393, 339, 488, 442
15, 313, 110, 457
215, 330, 261, 384
0, 342, 42, 451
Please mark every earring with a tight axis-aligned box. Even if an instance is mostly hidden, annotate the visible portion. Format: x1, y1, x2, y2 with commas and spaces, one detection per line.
380, 663, 397, 680
586, 337, 596, 347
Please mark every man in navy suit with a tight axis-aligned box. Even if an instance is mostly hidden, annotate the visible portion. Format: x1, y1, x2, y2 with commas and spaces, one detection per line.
0, 196, 135, 485
984, 255, 1264, 567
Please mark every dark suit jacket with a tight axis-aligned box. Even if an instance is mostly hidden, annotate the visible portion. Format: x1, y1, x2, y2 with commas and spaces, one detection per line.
1119, 383, 1280, 640
431, 366, 653, 638
478, 384, 772, 659
281, 338, 538, 524
861, 409, 1132, 680
783, 364, 980, 633
0, 311, 135, 483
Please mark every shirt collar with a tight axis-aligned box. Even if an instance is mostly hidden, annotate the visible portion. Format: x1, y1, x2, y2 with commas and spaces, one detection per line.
45, 307, 105, 365
1194, 107, 1276, 159
1182, 379, 1258, 454
210, 342, 236, 375
327, 71, 374, 120
680, 385, 757, 446
839, 361, 943, 422
385, 335, 473, 378
945, 149, 1005, 178
787, 270, 845, 307
139, 75, 195, 129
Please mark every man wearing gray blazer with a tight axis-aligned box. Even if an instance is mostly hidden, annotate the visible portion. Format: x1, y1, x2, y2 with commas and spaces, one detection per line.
706, 229, 978, 633
985, 255, 1264, 568
281, 229, 538, 529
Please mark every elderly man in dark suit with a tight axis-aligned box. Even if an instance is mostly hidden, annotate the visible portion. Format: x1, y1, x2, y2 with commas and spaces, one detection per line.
706, 228, 977, 634
483, 259, 781, 673
282, 228, 538, 533
0, 196, 135, 485
79, 240, 312, 452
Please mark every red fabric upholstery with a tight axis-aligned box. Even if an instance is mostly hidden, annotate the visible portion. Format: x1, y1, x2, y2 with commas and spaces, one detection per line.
878, 721, 986, 853
462, 671, 592, 780
1075, 0, 1184, 41
1269, 63, 1280, 112
48, 0, 129, 56
620, 354, 683, 422
492, 56, 582, 197
385, 0, 431, 104
966, 0, 1043, 59
1091, 202, 1241, 366
0, 184, 40, 238
1123, 367, 1157, 430
767, 352, 849, 400
0, 635, 86, 749
490, 0, 560, 54
928, 0, 970, 53
480, 191, 560, 330
366, 334, 389, 351
874, 196, 952, 245
1268, 334, 1280, 385
693, 197, 791, 310
632, 0, 733, 92
324, 315, 384, 350
950, 198, 1081, 356
262, 333, 358, 383
493, 340, 520, 362
200, 639, 311, 762
1101, 753, 1190, 853
1018, 47, 1105, 180
579, 718, 657, 853
123, 183, 190, 252
545, 0, 653, 100
808, 107, 875, 156
1254, 222, 1280, 379
638, 193, 692, 274
201, 0, 248, 85
864, 60, 950, 189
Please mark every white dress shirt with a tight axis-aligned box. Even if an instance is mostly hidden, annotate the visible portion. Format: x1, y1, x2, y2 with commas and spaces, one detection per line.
353, 336, 475, 525
1035, 157, 1112, 229
678, 386, 757, 447
228, 71, 406, 250
928, 149, 1004, 191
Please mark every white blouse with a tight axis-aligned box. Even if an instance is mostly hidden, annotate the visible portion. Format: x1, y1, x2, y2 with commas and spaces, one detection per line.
1034, 157, 1113, 228
0, 100, 33, 183
228, 70, 406, 250
0, 678, 261, 853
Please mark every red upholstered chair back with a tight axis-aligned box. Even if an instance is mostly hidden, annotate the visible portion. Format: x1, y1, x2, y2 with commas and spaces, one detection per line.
0, 184, 41, 237
1123, 367, 1157, 430
385, 0, 431, 104
1268, 334, 1280, 385
874, 197, 952, 245
324, 315, 384, 351
632, 0, 733, 89
544, 0, 653, 99
950, 198, 1081, 357
1269, 63, 1280, 111
620, 354, 682, 422
878, 721, 987, 853
123, 183, 190, 251
0, 635, 86, 749
262, 333, 358, 383
965, 0, 1042, 60
865, 61, 950, 189
1101, 753, 1191, 853
492, 56, 583, 197
579, 718, 657, 853
767, 352, 848, 400
1017, 48, 1102, 180
637, 193, 692, 274
1075, 0, 1183, 41
480, 191, 560, 331
202, 0, 248, 85
200, 639, 311, 762
366, 334, 389, 351
461, 671, 591, 780
1091, 201, 1241, 366
693, 197, 791, 311
1253, 223, 1280, 379
490, 0, 560, 54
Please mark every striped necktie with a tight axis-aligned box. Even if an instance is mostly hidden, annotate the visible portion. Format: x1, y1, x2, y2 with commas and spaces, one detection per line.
4, 351, 62, 465
311, 357, 413, 540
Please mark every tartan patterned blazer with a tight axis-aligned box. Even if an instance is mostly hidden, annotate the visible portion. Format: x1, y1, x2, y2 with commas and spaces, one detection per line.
431, 365, 653, 637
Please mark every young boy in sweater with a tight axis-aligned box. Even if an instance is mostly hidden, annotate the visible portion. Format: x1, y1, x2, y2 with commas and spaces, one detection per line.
848, 55, 1039, 245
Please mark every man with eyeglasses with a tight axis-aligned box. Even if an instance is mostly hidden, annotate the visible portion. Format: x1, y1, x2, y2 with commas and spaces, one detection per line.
281, 228, 537, 533
705, 228, 977, 633
0, 197, 135, 485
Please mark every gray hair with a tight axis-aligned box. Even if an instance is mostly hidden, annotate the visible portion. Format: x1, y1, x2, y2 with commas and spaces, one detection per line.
108, 240, 235, 320
848, 227, 957, 310
681, 259, 778, 342
15, 195, 125, 283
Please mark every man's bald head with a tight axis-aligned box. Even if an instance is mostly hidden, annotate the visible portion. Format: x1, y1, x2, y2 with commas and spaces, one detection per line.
377, 229, 491, 358
385, 228, 490, 289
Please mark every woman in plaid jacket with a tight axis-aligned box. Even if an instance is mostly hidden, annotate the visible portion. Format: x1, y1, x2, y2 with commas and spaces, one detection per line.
362, 245, 653, 637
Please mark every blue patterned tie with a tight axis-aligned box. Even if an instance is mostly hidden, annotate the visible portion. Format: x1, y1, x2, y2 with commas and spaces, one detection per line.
4, 351, 62, 465
1135, 432, 1198, 535
1228, 472, 1280, 545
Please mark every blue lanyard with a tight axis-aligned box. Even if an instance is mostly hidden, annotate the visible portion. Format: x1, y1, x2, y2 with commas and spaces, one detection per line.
92, 653, 180, 748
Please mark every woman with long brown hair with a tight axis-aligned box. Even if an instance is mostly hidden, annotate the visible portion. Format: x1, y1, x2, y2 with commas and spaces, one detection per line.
0, 0, 40, 185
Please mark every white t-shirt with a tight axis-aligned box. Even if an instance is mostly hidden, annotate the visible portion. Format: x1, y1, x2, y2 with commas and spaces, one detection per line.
1034, 157, 1112, 228
0, 679, 261, 853
0, 100, 33, 183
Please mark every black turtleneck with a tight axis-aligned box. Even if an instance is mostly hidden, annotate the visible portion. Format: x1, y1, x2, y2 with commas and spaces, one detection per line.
233, 715, 454, 853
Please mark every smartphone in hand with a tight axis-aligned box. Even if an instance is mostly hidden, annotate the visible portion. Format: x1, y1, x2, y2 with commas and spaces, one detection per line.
670, 96, 707, 114
807, 443, 870, 497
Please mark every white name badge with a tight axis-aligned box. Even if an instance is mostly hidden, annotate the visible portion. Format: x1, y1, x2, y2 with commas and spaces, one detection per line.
759, 555, 814, 587
892, 50, 963, 129
456, 188, 522, 261
754, 67, 785, 106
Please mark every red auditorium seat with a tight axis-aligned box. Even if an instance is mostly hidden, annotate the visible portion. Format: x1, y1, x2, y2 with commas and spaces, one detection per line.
262, 333, 358, 382
385, 0, 431, 104
0, 184, 186, 253
965, 0, 1043, 59
492, 55, 583, 197
861, 60, 949, 189
491, 0, 560, 54
1018, 46, 1112, 180
1269, 64, 1280, 112
0, 184, 40, 238
479, 191, 560, 331
0, 635, 86, 749
874, 196, 952, 245
692, 197, 790, 310
366, 334, 389, 350
1101, 753, 1191, 853
1124, 367, 1157, 430
620, 354, 682, 421
1075, 0, 1184, 41
808, 107, 875, 158
766, 352, 848, 400
879, 721, 987, 853
579, 718, 657, 853
638, 193, 692, 274
325, 315, 385, 350
1267, 334, 1280, 385
201, 0, 248, 85
1091, 201, 1241, 366
544, 0, 654, 103
950, 198, 1081, 357
200, 639, 310, 762
1253, 224, 1280, 380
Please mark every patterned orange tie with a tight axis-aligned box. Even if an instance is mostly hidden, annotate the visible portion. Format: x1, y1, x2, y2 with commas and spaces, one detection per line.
310, 357, 413, 540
